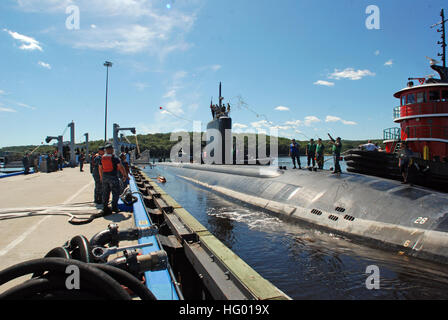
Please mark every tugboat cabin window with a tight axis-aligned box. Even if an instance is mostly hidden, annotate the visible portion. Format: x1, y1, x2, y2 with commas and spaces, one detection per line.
401, 95, 406, 106
442, 89, 448, 102
417, 91, 426, 103
429, 90, 441, 101
406, 93, 416, 105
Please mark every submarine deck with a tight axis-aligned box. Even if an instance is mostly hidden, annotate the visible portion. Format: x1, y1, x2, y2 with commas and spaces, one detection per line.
0, 168, 136, 292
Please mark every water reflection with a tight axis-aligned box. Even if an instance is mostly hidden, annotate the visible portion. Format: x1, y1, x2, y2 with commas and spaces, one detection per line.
144, 165, 448, 299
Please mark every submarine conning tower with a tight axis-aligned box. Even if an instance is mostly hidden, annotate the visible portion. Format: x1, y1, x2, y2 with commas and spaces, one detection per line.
383, 9, 448, 162
205, 82, 232, 164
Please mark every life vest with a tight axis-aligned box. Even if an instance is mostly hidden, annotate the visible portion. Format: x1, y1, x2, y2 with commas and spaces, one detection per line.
101, 154, 116, 173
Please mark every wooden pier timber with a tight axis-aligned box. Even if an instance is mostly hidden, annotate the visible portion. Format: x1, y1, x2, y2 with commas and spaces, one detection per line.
131, 166, 291, 300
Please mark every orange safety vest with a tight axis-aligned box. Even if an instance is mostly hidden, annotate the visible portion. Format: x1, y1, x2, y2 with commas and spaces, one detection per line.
101, 154, 116, 173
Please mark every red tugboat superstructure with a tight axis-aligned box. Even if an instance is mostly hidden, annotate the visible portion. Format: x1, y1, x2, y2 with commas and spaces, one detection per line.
346, 9, 448, 192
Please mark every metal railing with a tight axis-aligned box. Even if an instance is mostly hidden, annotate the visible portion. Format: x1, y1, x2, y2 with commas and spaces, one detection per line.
404, 125, 448, 140
393, 106, 400, 119
394, 102, 448, 120
383, 127, 401, 140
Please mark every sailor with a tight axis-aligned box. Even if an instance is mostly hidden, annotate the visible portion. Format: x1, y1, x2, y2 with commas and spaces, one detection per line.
328, 134, 342, 174
398, 143, 413, 184
22, 152, 30, 174
92, 146, 105, 204
289, 139, 301, 169
315, 138, 325, 169
210, 101, 215, 118
32, 154, 39, 173
79, 152, 85, 172
99, 143, 127, 212
306, 139, 316, 168
57, 153, 64, 171
359, 140, 378, 152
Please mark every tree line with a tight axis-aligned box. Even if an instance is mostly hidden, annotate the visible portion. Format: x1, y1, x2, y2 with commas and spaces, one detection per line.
0, 132, 384, 159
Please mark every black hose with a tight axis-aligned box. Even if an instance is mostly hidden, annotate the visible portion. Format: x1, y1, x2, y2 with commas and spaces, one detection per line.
0, 258, 131, 300
31, 247, 72, 278
1, 274, 105, 300
45, 247, 72, 259
68, 207, 113, 225
90, 228, 139, 248
69, 235, 92, 263
90, 229, 114, 248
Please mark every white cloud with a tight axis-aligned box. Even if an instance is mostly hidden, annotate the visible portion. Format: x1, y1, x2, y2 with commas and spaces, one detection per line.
314, 80, 335, 87
270, 125, 291, 130
274, 106, 289, 111
173, 70, 188, 80
251, 120, 271, 128
3, 29, 43, 51
38, 61, 51, 69
50, 1, 197, 58
384, 59, 393, 67
285, 120, 302, 126
16, 102, 36, 110
163, 89, 177, 98
0, 90, 5, 95
325, 115, 357, 125
0, 106, 16, 113
164, 100, 184, 114
14, 0, 74, 12
374, 50, 380, 56
304, 116, 321, 126
329, 68, 375, 80
233, 123, 248, 129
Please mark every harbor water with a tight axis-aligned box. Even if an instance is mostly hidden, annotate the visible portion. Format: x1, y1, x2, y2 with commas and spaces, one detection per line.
143, 156, 448, 299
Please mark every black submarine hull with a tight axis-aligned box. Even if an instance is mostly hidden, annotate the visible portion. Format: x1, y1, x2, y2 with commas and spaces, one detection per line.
159, 163, 448, 265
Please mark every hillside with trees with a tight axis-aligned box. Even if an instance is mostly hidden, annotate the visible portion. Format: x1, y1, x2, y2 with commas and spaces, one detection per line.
0, 132, 384, 159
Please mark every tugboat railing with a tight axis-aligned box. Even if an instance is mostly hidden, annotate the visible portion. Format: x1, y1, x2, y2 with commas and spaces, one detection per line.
383, 127, 401, 140
393, 106, 400, 119
394, 102, 448, 120
404, 125, 448, 140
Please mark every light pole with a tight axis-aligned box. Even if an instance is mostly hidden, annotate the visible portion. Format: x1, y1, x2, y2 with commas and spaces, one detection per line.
104, 61, 113, 143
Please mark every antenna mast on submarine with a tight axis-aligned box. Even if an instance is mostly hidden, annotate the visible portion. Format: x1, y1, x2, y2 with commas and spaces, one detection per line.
219, 82, 223, 108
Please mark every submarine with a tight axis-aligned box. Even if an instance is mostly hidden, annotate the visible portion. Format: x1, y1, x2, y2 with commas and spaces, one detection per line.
155, 15, 448, 265
155, 82, 448, 266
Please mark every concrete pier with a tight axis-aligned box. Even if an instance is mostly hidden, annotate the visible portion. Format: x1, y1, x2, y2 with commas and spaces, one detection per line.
0, 168, 135, 291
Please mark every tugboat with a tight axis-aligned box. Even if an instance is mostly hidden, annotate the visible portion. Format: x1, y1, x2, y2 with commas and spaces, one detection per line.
346, 9, 448, 192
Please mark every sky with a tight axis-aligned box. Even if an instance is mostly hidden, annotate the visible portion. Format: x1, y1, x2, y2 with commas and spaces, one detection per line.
0, 0, 447, 147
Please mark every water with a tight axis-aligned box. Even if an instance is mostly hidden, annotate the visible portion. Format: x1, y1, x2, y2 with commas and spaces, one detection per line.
0, 167, 24, 177
143, 161, 448, 300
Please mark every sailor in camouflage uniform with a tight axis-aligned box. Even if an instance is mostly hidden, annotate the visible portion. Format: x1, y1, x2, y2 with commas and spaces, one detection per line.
99, 143, 127, 212
91, 146, 105, 204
